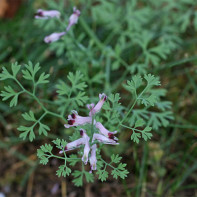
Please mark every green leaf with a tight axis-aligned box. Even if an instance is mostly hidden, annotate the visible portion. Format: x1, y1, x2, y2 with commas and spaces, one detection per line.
52, 138, 67, 150
22, 111, 36, 122
38, 123, 50, 136
111, 163, 129, 180
67, 71, 87, 92
72, 170, 83, 186
134, 119, 145, 128
0, 67, 13, 80
22, 62, 40, 81
125, 75, 143, 92
131, 131, 141, 143
141, 126, 152, 141
0, 86, 20, 107
56, 80, 70, 96
68, 154, 79, 166
36, 72, 50, 85
144, 74, 160, 86
111, 154, 122, 164
11, 62, 21, 77
84, 171, 94, 183
40, 144, 53, 153
18, 126, 35, 142
97, 169, 108, 182
56, 165, 71, 177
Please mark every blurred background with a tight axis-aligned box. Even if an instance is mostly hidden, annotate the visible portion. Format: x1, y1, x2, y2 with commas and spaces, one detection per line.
0, 0, 197, 196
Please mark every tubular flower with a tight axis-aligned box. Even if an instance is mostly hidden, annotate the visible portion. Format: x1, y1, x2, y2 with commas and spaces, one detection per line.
35, 9, 60, 19
59, 129, 89, 154
64, 110, 93, 128
89, 144, 97, 171
92, 133, 119, 145
44, 32, 66, 43
59, 138, 85, 154
95, 122, 118, 140
66, 7, 81, 31
82, 137, 90, 165
88, 93, 107, 116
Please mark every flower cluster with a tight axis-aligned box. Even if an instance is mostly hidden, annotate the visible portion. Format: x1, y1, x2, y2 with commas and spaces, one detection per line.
62, 93, 119, 172
35, 7, 80, 43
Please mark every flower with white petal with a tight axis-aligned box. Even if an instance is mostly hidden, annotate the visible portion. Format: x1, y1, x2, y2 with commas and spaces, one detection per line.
82, 137, 90, 165
89, 144, 97, 171
96, 122, 118, 140
92, 133, 119, 145
66, 7, 81, 31
44, 32, 66, 43
35, 9, 60, 19
59, 129, 89, 154
64, 110, 93, 128
59, 137, 85, 153
88, 93, 107, 116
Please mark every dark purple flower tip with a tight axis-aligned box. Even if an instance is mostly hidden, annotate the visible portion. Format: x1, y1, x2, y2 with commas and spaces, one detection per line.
71, 113, 76, 119
108, 133, 115, 140
80, 129, 84, 136
35, 11, 43, 17
68, 119, 75, 125
64, 146, 68, 151
103, 95, 107, 101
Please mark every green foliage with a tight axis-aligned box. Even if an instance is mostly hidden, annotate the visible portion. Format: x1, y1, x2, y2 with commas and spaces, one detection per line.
97, 154, 129, 182
103, 93, 123, 128
56, 71, 88, 114
130, 119, 153, 143
56, 165, 71, 177
72, 170, 94, 186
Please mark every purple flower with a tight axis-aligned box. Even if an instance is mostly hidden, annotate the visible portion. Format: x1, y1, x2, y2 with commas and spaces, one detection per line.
59, 129, 89, 154
35, 9, 60, 19
82, 137, 90, 165
44, 32, 66, 43
88, 93, 107, 116
89, 144, 97, 171
66, 7, 81, 31
96, 122, 118, 140
64, 110, 93, 128
92, 133, 119, 145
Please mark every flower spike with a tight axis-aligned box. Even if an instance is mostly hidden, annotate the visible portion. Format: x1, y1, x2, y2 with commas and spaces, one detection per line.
96, 122, 118, 140
82, 137, 90, 165
66, 7, 81, 32
44, 32, 66, 43
88, 93, 107, 116
35, 9, 61, 19
64, 110, 93, 128
92, 133, 119, 145
89, 144, 97, 171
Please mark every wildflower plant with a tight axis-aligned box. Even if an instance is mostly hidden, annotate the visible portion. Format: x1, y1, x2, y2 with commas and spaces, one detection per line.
0, 1, 176, 187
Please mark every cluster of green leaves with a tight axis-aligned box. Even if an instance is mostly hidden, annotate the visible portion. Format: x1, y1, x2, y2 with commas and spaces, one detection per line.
55, 71, 88, 115
102, 93, 123, 129
97, 154, 129, 181
37, 139, 129, 186
124, 74, 173, 132
130, 119, 152, 144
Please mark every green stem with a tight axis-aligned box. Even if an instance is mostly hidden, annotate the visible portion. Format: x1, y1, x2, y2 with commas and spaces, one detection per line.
119, 84, 149, 127
14, 78, 67, 122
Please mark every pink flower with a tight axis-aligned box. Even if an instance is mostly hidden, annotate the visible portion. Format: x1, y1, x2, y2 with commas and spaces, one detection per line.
66, 7, 81, 31
59, 129, 89, 154
35, 9, 60, 19
88, 93, 107, 116
92, 133, 119, 145
44, 32, 66, 43
82, 137, 90, 165
95, 122, 118, 140
89, 144, 97, 171
64, 110, 93, 128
